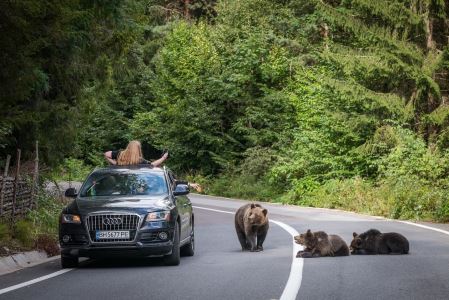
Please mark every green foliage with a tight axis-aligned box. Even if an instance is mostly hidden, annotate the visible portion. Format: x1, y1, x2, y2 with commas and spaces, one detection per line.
0, 223, 10, 241
130, 17, 295, 172
28, 190, 66, 236
3, 0, 449, 222
206, 174, 282, 202
297, 176, 449, 222
0, 189, 65, 251
290, 127, 449, 221
14, 220, 34, 248
50, 158, 93, 182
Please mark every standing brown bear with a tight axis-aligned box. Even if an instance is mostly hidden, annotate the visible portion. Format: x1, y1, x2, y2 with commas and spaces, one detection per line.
234, 203, 269, 252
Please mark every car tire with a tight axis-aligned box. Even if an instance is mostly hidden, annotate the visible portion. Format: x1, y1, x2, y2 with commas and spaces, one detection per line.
181, 227, 194, 257
61, 255, 78, 268
164, 222, 180, 266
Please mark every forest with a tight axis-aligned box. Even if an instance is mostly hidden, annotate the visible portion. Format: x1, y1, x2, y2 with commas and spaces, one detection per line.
1, 0, 449, 222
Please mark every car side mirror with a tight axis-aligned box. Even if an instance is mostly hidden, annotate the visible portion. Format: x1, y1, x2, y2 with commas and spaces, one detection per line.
65, 188, 78, 198
173, 184, 189, 196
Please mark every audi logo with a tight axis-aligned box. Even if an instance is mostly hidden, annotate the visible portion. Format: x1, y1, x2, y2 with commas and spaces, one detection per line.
103, 217, 123, 226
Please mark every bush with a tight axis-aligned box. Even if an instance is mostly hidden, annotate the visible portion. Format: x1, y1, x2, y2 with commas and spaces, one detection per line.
0, 222, 10, 241
28, 189, 66, 236
36, 234, 60, 257
0, 190, 64, 255
14, 220, 34, 248
50, 158, 93, 182
293, 176, 449, 222
207, 174, 282, 202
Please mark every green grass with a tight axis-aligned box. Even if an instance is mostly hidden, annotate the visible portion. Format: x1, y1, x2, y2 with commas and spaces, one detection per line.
0, 189, 65, 256
190, 174, 283, 203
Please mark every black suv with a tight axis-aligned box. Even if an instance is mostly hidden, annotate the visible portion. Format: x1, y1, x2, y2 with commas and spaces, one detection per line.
59, 166, 194, 268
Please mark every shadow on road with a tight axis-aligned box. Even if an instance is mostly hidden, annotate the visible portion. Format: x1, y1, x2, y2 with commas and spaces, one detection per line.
78, 257, 168, 269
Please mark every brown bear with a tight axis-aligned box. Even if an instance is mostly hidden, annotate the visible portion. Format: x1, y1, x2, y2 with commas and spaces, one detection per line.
350, 229, 409, 255
234, 203, 269, 252
294, 229, 349, 258
294, 233, 312, 253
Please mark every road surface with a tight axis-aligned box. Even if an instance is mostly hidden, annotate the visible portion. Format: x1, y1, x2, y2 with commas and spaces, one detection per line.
1, 194, 449, 299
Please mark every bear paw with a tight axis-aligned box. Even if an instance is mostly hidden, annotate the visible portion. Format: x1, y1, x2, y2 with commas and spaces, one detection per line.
297, 251, 313, 258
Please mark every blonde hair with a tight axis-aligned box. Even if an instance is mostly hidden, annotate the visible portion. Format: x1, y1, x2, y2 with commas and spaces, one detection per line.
117, 140, 143, 165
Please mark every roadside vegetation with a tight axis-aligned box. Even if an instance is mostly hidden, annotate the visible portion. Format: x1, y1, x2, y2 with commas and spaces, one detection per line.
1, 0, 449, 223
0, 189, 64, 256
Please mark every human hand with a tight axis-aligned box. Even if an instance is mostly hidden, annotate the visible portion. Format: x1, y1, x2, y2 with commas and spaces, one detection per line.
189, 183, 203, 193
161, 152, 169, 160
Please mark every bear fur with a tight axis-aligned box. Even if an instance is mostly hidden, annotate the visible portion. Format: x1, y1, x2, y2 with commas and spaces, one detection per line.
234, 203, 269, 252
294, 229, 349, 258
350, 229, 409, 255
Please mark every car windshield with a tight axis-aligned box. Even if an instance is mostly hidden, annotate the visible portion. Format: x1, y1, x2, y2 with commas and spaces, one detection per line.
79, 172, 168, 197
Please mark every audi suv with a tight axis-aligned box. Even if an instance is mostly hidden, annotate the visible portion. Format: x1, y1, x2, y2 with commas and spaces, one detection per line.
59, 165, 194, 268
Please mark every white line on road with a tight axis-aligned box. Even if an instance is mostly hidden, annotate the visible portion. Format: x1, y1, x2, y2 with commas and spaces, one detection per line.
2, 204, 448, 298
398, 221, 449, 236
0, 269, 73, 295
193, 205, 304, 300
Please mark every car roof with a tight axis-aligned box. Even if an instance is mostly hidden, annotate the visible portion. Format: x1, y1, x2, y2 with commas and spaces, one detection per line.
91, 165, 166, 175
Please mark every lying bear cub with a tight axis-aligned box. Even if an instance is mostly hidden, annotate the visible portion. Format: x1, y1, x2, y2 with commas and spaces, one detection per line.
294, 229, 349, 258
350, 229, 409, 255
234, 203, 269, 252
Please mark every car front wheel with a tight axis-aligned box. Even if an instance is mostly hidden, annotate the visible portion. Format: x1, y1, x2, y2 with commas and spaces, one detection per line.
181, 227, 194, 257
61, 255, 78, 268
164, 222, 180, 266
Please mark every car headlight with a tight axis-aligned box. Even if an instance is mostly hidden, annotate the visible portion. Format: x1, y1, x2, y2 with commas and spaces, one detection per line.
146, 211, 170, 222
61, 214, 81, 224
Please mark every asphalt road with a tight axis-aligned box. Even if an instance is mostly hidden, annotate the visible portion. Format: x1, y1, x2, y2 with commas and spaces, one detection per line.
1, 194, 449, 300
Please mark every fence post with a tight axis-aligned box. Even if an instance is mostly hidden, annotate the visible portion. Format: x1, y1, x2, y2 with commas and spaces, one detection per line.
11, 149, 21, 223
0, 155, 11, 216
32, 141, 39, 209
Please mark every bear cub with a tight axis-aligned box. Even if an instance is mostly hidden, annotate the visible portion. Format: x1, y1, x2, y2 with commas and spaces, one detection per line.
234, 203, 269, 252
294, 229, 349, 258
350, 229, 409, 255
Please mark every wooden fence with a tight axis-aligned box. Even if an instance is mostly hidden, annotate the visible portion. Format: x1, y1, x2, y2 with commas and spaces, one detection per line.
0, 176, 34, 218
0, 142, 39, 222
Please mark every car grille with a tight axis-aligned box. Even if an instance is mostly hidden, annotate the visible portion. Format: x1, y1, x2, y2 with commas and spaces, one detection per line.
85, 214, 141, 243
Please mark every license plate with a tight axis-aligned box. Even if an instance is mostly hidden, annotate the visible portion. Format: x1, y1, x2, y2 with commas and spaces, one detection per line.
96, 231, 130, 239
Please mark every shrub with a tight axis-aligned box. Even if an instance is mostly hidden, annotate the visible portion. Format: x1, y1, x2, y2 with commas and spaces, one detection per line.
207, 174, 282, 202
36, 234, 60, 256
50, 158, 93, 182
14, 219, 34, 248
28, 189, 65, 236
0, 222, 10, 241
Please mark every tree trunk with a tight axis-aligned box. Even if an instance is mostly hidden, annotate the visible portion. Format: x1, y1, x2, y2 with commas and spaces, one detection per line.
184, 0, 190, 18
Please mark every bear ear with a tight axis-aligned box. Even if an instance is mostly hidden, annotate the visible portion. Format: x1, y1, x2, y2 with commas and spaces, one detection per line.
353, 232, 358, 237
250, 203, 256, 209
262, 209, 267, 216
306, 229, 312, 236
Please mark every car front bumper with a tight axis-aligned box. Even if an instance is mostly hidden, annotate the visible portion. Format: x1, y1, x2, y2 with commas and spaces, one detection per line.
61, 240, 174, 258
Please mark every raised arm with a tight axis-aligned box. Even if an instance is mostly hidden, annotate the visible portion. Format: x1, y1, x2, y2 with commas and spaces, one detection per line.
104, 151, 117, 165
188, 182, 203, 192
151, 152, 169, 167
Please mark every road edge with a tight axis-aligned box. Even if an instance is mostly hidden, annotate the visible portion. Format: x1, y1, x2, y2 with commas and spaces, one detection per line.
0, 252, 60, 276
192, 193, 449, 237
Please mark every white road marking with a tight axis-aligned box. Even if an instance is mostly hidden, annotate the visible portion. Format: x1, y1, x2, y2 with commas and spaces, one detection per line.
6, 205, 446, 298
398, 221, 449, 236
0, 269, 73, 295
193, 205, 304, 300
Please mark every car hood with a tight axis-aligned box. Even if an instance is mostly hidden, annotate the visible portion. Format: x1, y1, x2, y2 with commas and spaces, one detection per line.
74, 196, 174, 215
